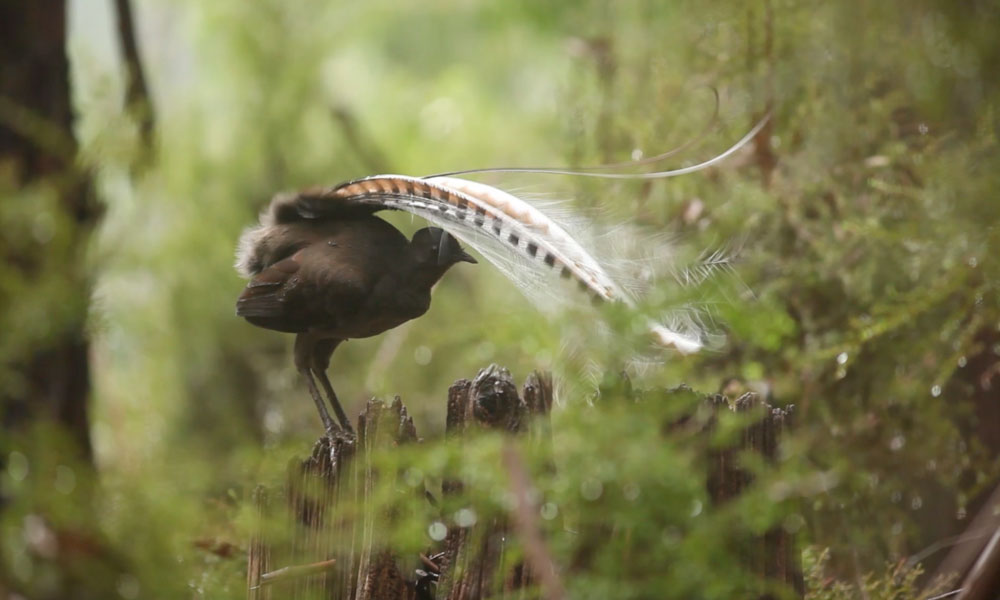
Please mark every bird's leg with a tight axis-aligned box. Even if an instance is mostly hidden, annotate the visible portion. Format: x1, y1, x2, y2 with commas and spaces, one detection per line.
299, 367, 340, 435
314, 369, 353, 434
312, 339, 353, 434
295, 333, 341, 436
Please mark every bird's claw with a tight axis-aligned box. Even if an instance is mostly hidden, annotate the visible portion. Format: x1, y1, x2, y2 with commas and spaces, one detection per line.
323, 424, 356, 444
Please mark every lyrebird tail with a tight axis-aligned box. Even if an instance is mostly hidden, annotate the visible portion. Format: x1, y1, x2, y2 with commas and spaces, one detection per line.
238, 174, 715, 353
236, 116, 768, 353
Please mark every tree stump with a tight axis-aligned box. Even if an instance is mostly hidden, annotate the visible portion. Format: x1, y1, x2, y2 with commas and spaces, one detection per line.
246, 367, 802, 599
435, 366, 556, 600
702, 391, 803, 597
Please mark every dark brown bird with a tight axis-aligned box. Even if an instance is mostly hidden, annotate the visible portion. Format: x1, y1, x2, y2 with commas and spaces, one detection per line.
235, 189, 476, 435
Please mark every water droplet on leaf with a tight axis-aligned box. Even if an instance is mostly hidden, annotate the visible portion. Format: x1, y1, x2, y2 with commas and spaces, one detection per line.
580, 479, 603, 501
455, 508, 477, 528
54, 465, 76, 495
428, 521, 447, 541
414, 346, 433, 366
7, 451, 28, 482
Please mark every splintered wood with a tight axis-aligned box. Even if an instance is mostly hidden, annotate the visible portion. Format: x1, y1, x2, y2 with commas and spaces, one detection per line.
246, 367, 801, 599
247, 366, 552, 600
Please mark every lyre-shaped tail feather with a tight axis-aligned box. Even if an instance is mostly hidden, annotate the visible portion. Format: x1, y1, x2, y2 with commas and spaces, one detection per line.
283, 174, 712, 353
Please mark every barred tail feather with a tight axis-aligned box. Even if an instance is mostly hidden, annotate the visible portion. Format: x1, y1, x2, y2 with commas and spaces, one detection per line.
330, 175, 629, 304
427, 176, 631, 303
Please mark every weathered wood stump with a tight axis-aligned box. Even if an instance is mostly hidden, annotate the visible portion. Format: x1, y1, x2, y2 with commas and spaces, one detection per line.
246, 367, 802, 599
702, 391, 803, 597
436, 366, 556, 600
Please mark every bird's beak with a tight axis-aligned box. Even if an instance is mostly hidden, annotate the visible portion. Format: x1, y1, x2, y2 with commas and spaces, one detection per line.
457, 250, 477, 264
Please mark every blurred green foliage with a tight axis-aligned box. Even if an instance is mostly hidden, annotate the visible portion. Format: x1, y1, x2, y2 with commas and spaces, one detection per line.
803, 547, 952, 600
2, 0, 998, 597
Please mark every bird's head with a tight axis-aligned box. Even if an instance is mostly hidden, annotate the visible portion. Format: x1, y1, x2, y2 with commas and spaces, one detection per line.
410, 227, 477, 269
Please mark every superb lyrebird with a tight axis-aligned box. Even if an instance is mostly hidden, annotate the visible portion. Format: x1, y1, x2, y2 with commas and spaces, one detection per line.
234, 117, 768, 435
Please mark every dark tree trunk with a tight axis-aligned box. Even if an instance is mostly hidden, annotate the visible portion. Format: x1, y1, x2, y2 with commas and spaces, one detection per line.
0, 3, 123, 598
0, 0, 98, 458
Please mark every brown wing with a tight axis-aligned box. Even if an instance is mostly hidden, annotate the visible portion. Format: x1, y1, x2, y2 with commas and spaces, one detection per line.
236, 253, 302, 329
236, 217, 410, 334
236, 244, 371, 334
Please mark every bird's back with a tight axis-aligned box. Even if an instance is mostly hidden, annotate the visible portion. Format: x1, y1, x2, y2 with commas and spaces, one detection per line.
236, 216, 436, 338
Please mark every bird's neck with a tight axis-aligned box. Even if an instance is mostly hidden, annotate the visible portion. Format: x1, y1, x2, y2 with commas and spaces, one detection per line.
407, 264, 452, 291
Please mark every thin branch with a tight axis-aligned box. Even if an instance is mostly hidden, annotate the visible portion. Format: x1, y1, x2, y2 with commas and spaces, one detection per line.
113, 0, 154, 151
957, 528, 1000, 600
501, 441, 566, 600
330, 105, 391, 174
928, 482, 1000, 594
251, 558, 338, 588
907, 529, 997, 570
927, 590, 964, 600
752, 0, 777, 188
